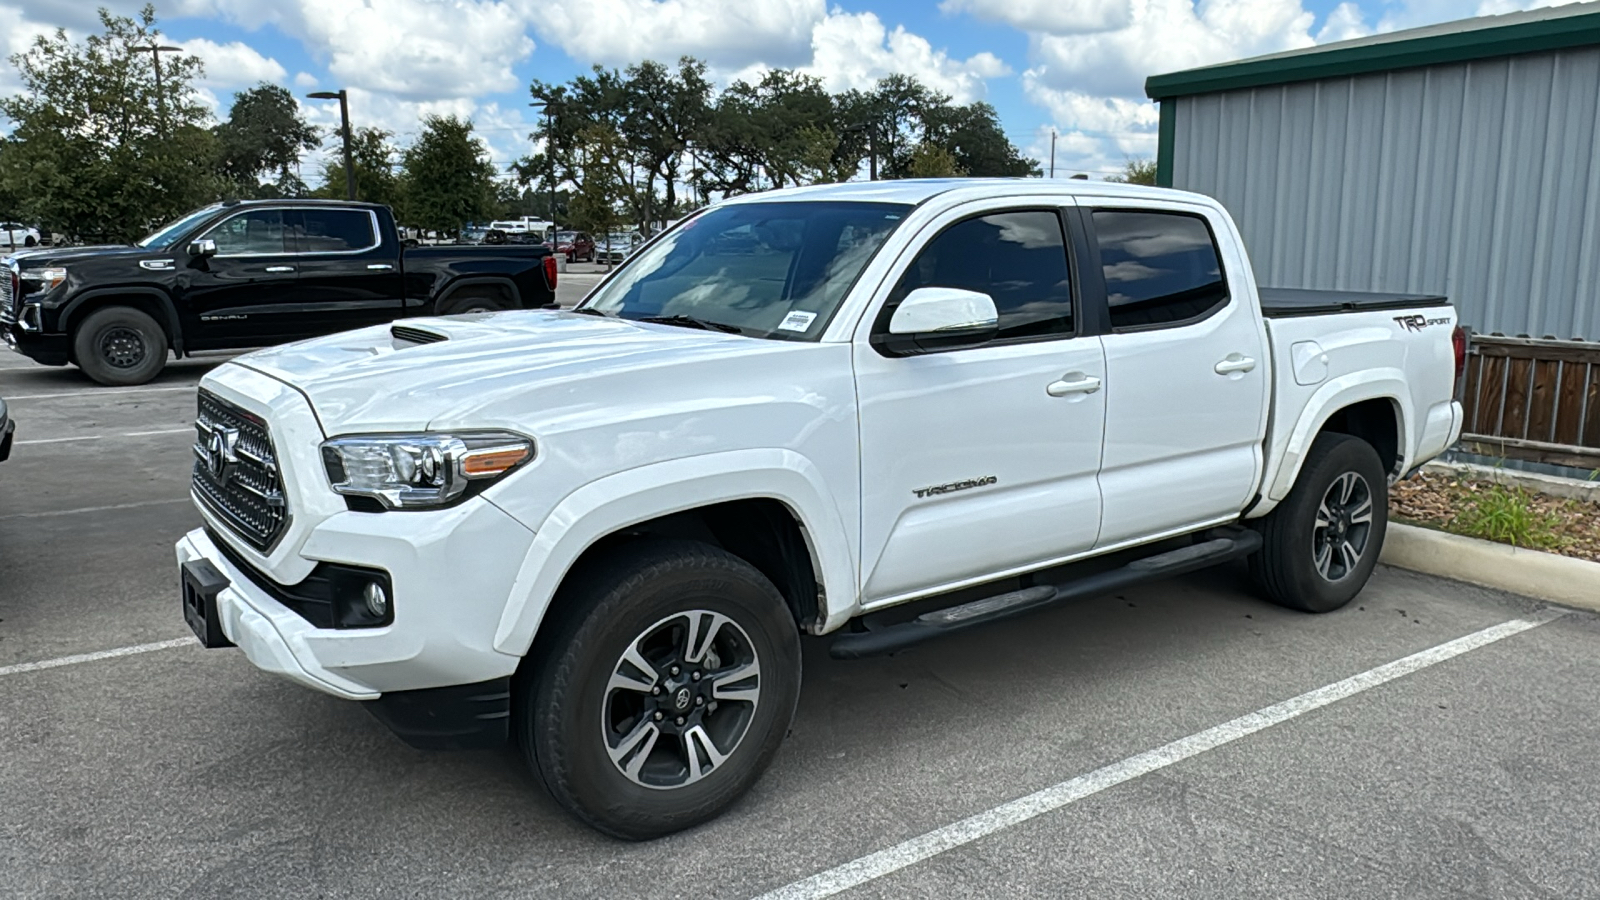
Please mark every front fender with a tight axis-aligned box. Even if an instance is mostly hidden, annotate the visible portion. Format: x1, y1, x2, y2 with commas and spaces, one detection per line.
490, 448, 859, 657
1255, 369, 1413, 513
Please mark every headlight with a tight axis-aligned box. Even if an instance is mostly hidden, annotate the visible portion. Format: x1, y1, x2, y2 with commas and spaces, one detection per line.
35, 267, 68, 293
320, 431, 533, 509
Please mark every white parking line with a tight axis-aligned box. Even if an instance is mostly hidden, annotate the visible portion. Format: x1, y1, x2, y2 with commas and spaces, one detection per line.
0, 638, 195, 678
16, 427, 191, 446
4, 385, 197, 402
0, 498, 190, 521
752, 609, 1569, 900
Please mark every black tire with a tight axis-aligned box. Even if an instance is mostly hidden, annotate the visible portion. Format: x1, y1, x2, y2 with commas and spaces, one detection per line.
519, 539, 802, 840
24, 236, 37, 247
439, 291, 508, 315
73, 306, 168, 386
1251, 433, 1388, 613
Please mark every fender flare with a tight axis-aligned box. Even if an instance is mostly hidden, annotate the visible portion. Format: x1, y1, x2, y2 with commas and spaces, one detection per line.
59, 287, 185, 355
1253, 369, 1412, 516
433, 275, 523, 313
491, 448, 859, 657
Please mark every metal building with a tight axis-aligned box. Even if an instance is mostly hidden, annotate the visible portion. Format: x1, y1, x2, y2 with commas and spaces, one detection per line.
1145, 2, 1600, 341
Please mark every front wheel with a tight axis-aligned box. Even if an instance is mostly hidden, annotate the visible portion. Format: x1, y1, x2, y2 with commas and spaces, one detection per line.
73, 306, 168, 386
1250, 433, 1388, 613
520, 540, 801, 840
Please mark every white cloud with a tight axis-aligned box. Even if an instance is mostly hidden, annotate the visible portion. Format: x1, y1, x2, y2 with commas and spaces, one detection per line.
939, 0, 1132, 34
181, 38, 286, 88
526, 0, 822, 70
1315, 2, 1370, 42
293, 71, 318, 88
804, 10, 1010, 102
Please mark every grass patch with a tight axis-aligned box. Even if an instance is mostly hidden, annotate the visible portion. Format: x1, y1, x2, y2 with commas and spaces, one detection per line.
1448, 483, 1566, 550
1390, 471, 1600, 562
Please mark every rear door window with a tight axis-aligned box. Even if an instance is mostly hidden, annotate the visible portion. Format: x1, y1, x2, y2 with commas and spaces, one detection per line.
293, 209, 378, 253
1092, 210, 1228, 330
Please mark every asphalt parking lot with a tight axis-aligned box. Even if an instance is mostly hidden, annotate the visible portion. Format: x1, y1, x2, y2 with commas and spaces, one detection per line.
4, 329, 1599, 898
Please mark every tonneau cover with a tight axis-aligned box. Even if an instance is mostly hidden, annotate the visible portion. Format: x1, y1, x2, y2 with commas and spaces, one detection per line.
1259, 287, 1448, 317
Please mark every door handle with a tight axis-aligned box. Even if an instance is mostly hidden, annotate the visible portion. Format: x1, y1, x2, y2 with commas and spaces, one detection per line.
1046, 374, 1102, 397
264, 265, 295, 273
1214, 354, 1257, 375
367, 263, 394, 270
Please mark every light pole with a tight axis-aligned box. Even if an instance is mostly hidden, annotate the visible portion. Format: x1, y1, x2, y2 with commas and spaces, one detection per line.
841, 123, 876, 180
529, 100, 560, 231
142, 44, 182, 130
308, 90, 355, 201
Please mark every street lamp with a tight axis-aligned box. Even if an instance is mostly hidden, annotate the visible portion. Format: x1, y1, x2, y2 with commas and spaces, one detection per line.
308, 90, 355, 201
142, 44, 182, 129
529, 100, 560, 231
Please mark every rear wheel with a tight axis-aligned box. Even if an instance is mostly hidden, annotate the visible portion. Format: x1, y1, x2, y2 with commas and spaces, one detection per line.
1250, 433, 1388, 613
73, 306, 167, 386
520, 540, 802, 840
439, 290, 509, 315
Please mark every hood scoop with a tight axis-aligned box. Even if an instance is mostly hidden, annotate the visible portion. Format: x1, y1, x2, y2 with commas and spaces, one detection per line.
390, 324, 449, 346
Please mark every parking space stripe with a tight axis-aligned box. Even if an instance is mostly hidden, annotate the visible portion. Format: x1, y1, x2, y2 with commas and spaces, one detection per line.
0, 498, 190, 521
0, 638, 194, 678
752, 609, 1569, 900
17, 427, 192, 446
4, 385, 197, 401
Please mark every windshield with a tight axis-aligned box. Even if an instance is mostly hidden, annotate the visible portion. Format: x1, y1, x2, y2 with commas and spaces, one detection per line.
582, 201, 909, 340
137, 205, 222, 249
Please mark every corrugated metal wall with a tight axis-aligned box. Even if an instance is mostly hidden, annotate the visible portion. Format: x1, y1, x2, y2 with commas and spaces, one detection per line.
1172, 47, 1600, 340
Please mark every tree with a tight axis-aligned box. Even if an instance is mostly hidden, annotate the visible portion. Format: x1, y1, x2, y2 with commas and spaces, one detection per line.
314, 126, 399, 208
215, 82, 320, 197
0, 5, 226, 242
905, 142, 963, 178
1106, 157, 1158, 186
568, 124, 629, 264
397, 115, 497, 235
922, 101, 1039, 177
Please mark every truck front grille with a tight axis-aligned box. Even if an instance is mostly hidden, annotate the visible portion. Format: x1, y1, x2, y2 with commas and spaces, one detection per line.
0, 268, 14, 324
192, 390, 290, 552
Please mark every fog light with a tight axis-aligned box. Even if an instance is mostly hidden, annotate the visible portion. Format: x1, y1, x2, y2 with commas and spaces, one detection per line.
363, 582, 389, 618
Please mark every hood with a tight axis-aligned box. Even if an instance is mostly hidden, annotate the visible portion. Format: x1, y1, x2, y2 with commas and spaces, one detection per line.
233, 310, 812, 434
12, 245, 141, 267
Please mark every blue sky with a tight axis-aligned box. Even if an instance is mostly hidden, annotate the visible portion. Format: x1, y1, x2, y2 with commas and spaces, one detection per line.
0, 0, 1580, 179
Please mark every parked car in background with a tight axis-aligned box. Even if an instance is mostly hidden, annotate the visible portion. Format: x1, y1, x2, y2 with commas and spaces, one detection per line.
2, 199, 559, 386
553, 231, 595, 262
0, 393, 12, 462
174, 179, 1464, 840
459, 226, 490, 244
1, 223, 41, 249
597, 231, 642, 262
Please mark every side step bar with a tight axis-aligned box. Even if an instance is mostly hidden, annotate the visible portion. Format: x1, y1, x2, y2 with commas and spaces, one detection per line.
829, 529, 1263, 659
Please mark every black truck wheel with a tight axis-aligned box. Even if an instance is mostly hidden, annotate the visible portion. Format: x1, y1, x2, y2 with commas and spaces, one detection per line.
73, 306, 168, 386
519, 540, 801, 840
439, 290, 509, 314
1250, 433, 1388, 613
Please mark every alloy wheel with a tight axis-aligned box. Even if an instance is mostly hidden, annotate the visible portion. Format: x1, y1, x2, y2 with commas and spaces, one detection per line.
1312, 471, 1374, 581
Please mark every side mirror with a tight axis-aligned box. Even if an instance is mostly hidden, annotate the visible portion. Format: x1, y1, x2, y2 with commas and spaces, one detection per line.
188, 238, 217, 258
876, 286, 999, 356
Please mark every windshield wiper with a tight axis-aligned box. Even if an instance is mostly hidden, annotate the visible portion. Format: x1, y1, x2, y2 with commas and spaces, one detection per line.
636, 314, 746, 335
568, 306, 612, 317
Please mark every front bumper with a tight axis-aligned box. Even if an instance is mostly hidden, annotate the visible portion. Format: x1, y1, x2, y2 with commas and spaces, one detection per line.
2, 317, 69, 366
176, 493, 535, 702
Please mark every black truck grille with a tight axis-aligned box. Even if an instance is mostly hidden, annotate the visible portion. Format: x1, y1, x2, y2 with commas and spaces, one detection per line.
192, 390, 289, 552
1, 269, 14, 324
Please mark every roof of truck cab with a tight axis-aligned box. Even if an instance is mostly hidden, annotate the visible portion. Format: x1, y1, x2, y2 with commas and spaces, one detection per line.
718, 178, 1210, 207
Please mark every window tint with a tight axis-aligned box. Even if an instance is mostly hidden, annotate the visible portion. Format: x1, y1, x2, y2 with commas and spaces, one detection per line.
209, 210, 287, 255
294, 209, 376, 253
1092, 210, 1227, 330
890, 210, 1073, 341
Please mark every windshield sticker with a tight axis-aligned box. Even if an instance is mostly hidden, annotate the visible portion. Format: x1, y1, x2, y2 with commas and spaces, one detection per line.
778, 310, 818, 332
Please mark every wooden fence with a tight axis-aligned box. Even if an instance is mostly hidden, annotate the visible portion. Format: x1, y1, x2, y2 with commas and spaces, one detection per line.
1458, 334, 1600, 471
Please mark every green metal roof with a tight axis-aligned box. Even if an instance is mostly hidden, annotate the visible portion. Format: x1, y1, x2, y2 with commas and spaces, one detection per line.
1145, 1, 1600, 100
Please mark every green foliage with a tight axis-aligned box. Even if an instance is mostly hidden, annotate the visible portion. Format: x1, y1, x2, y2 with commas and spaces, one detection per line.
905, 142, 964, 178
567, 124, 627, 250
1450, 484, 1566, 550
1106, 157, 1158, 186
215, 82, 320, 196
314, 126, 400, 208
397, 115, 497, 236
0, 5, 226, 242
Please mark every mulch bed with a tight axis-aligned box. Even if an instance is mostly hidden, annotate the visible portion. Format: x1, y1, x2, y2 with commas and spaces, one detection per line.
1389, 471, 1600, 563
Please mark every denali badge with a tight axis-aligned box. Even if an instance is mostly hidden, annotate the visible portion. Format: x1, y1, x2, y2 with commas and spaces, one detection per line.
205, 426, 241, 484
913, 475, 998, 499
1393, 314, 1452, 332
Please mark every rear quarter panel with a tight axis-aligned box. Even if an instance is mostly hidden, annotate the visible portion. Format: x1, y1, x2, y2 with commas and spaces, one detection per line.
1253, 306, 1461, 516
399, 244, 552, 313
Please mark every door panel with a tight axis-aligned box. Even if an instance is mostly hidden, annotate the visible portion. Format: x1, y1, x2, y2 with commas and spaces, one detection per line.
285, 208, 404, 337
183, 209, 299, 345
1090, 206, 1269, 547
855, 206, 1105, 604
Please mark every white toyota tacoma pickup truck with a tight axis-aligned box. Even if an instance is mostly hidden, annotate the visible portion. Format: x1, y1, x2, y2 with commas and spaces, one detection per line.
176, 179, 1465, 839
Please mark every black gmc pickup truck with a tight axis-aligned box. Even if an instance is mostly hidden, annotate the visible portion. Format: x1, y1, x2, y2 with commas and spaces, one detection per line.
1, 200, 558, 385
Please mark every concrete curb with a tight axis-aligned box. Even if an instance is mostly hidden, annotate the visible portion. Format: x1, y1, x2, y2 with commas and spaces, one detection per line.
1380, 522, 1600, 612
1422, 460, 1600, 503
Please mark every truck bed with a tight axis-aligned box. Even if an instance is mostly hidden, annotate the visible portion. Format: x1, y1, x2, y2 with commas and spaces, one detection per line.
1259, 287, 1448, 318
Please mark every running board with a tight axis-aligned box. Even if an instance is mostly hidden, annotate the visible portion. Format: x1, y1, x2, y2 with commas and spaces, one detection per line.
829, 529, 1263, 660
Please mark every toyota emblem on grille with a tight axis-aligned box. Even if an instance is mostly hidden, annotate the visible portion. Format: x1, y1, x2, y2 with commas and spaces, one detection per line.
206, 426, 241, 484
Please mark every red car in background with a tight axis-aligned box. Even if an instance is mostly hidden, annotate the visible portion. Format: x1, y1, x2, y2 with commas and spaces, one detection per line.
553, 231, 595, 262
